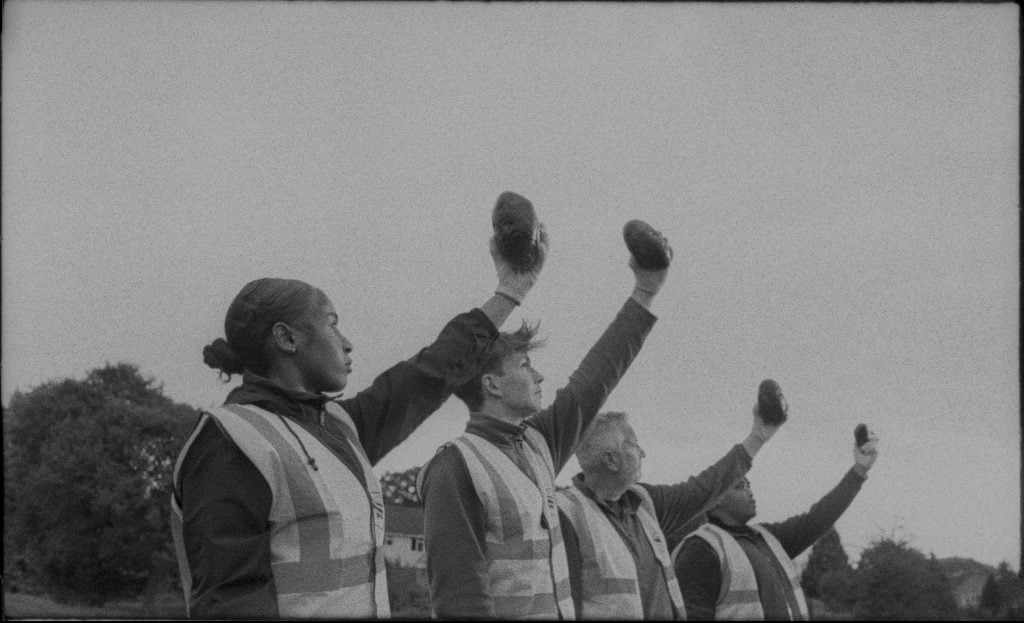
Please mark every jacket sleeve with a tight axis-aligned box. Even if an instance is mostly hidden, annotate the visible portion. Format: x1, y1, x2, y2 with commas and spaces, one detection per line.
642, 443, 753, 551
420, 444, 495, 619
761, 468, 866, 559
338, 308, 497, 465
529, 298, 657, 473
175, 419, 279, 618
673, 536, 721, 621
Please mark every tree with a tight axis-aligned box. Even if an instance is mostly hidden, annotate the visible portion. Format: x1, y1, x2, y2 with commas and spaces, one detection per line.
3, 363, 199, 605
817, 566, 860, 613
801, 527, 850, 600
996, 562, 1024, 620
981, 573, 1003, 617
980, 562, 1024, 620
853, 537, 959, 620
380, 466, 421, 506
928, 554, 960, 616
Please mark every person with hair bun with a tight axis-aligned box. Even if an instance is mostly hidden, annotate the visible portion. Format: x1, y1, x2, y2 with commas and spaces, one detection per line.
170, 230, 548, 619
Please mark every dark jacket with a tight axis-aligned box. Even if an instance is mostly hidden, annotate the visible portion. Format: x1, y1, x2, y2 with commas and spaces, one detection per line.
673, 468, 867, 620
174, 308, 498, 618
560, 443, 753, 619
419, 298, 657, 619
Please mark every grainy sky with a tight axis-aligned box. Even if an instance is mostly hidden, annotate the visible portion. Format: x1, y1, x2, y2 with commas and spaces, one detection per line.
2, 1, 1019, 570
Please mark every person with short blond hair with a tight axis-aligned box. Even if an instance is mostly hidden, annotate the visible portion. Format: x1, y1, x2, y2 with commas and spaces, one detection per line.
418, 239, 670, 620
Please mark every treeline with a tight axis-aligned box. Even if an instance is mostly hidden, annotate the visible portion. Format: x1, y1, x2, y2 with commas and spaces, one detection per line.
3, 363, 1022, 621
801, 527, 1024, 621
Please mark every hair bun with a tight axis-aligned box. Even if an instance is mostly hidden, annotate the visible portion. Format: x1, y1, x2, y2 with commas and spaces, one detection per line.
203, 338, 245, 377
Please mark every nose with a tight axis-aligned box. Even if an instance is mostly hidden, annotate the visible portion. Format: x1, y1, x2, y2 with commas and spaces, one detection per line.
533, 369, 544, 383
639, 446, 646, 459
341, 336, 354, 361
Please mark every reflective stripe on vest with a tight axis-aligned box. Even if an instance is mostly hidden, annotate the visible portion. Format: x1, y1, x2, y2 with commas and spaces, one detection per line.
677, 523, 809, 621
170, 403, 390, 619
555, 484, 686, 620
447, 428, 576, 620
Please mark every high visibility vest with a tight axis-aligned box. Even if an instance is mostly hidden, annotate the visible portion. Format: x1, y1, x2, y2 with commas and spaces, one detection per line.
555, 484, 686, 620
422, 427, 576, 619
170, 402, 390, 619
673, 523, 809, 621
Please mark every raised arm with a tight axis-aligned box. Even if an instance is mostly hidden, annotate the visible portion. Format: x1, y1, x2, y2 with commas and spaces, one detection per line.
645, 397, 784, 545
763, 428, 880, 558
530, 256, 666, 473
341, 230, 548, 464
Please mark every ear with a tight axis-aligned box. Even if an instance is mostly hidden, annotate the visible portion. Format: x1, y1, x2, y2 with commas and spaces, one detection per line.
481, 372, 503, 399
601, 450, 621, 473
270, 321, 300, 354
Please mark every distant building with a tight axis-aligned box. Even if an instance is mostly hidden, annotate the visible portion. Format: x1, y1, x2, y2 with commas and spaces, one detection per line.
383, 504, 426, 569
940, 557, 999, 610
952, 572, 986, 609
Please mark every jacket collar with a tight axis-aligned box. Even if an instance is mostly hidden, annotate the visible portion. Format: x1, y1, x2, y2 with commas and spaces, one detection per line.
708, 513, 759, 539
225, 371, 330, 424
464, 412, 531, 447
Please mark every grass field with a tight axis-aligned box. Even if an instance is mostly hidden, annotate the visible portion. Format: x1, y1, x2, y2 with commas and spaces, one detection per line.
3, 591, 186, 619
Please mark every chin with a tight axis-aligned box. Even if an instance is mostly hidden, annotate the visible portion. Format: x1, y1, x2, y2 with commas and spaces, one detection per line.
323, 378, 348, 395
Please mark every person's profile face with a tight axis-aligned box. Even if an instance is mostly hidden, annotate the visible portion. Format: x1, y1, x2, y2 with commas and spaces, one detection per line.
294, 297, 352, 394
618, 425, 645, 485
491, 352, 544, 415
713, 477, 757, 525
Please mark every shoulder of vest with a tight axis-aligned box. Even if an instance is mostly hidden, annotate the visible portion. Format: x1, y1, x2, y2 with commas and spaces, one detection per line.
749, 524, 784, 548
684, 522, 725, 546
201, 404, 269, 438
520, 424, 549, 449
520, 425, 556, 464
209, 402, 274, 421
554, 484, 588, 511
673, 523, 727, 567
322, 400, 357, 426
698, 522, 726, 536
628, 483, 655, 509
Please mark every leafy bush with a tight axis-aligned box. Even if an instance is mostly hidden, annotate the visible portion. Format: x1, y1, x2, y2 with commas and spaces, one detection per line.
3, 363, 198, 606
853, 538, 959, 620
380, 466, 421, 505
802, 527, 851, 601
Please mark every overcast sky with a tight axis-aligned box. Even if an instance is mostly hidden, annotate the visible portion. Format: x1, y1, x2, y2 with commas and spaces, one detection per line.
3, 1, 1019, 570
